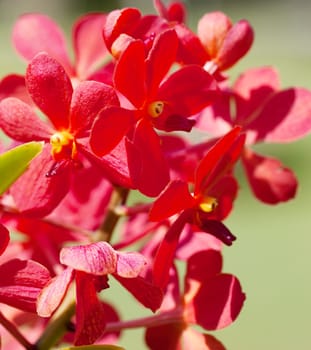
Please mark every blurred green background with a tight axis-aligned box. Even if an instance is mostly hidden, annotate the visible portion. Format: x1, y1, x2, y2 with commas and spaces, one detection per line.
1, 0, 311, 349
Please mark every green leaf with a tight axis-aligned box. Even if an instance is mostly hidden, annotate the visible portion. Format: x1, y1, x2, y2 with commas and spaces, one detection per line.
61, 345, 125, 350
0, 141, 43, 195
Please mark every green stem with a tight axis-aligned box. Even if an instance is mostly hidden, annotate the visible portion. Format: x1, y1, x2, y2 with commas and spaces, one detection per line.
35, 301, 76, 350
0, 310, 35, 350
93, 186, 129, 243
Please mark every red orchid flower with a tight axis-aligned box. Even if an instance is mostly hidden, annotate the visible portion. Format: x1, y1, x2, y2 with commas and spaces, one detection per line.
196, 66, 311, 203
0, 223, 51, 313
149, 126, 245, 290
37, 241, 147, 345
145, 248, 245, 350
0, 52, 124, 216
90, 29, 218, 197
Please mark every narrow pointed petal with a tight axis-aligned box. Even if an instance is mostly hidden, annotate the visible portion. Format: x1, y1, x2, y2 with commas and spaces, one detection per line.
149, 180, 195, 222
12, 14, 73, 75
74, 271, 106, 345
0, 224, 10, 255
70, 81, 119, 136
248, 88, 311, 143
90, 107, 135, 156
114, 275, 163, 312
114, 39, 146, 107
242, 149, 297, 204
73, 13, 108, 79
0, 74, 33, 105
60, 242, 117, 275
146, 29, 178, 95
10, 144, 71, 217
195, 126, 245, 195
153, 210, 190, 290
126, 119, 170, 197
234, 67, 280, 123
188, 274, 245, 330
198, 220, 236, 246
116, 251, 147, 278
37, 267, 74, 317
0, 97, 53, 142
26, 53, 73, 130
0, 259, 50, 313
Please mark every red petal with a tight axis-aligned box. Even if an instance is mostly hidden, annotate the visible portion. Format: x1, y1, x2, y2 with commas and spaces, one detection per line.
103, 8, 141, 51
116, 251, 147, 278
197, 12, 232, 59
60, 242, 117, 275
149, 180, 195, 222
0, 259, 50, 313
126, 119, 170, 197
152, 210, 190, 290
37, 267, 74, 317
194, 126, 245, 195
114, 39, 146, 107
188, 273, 245, 330
73, 13, 108, 80
69, 81, 119, 136
0, 97, 53, 142
74, 271, 106, 345
145, 322, 185, 349
0, 74, 32, 105
10, 144, 71, 217
242, 149, 297, 204
217, 19, 254, 70
0, 223, 10, 255
182, 328, 226, 350
158, 65, 219, 116
90, 106, 135, 156
234, 67, 280, 124
26, 53, 73, 130
249, 88, 311, 143
114, 274, 163, 312
146, 29, 178, 96
12, 14, 73, 76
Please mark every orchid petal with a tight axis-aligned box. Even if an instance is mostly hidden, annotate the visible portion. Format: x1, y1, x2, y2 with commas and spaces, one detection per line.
26, 53, 73, 130
12, 13, 73, 75
182, 328, 226, 350
74, 271, 106, 345
73, 13, 108, 80
145, 322, 185, 349
194, 126, 245, 195
114, 275, 163, 312
188, 273, 245, 330
90, 107, 135, 156
37, 267, 74, 317
149, 180, 195, 222
0, 259, 50, 313
126, 119, 170, 197
146, 29, 178, 96
0, 224, 10, 255
234, 67, 280, 124
0, 97, 53, 141
113, 39, 146, 107
249, 88, 311, 143
0, 74, 32, 105
60, 242, 117, 275
10, 144, 71, 217
116, 251, 147, 278
242, 149, 297, 204
70, 81, 119, 137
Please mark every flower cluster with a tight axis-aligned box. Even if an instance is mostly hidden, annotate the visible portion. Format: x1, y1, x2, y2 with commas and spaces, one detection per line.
0, 1, 310, 349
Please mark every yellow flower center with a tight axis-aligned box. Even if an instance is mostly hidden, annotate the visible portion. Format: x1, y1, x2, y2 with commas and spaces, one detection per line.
147, 101, 164, 118
198, 196, 218, 213
50, 131, 77, 161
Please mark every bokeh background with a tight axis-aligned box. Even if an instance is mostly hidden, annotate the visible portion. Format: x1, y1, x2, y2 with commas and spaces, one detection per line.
1, 0, 311, 349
